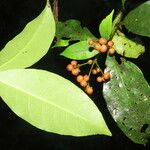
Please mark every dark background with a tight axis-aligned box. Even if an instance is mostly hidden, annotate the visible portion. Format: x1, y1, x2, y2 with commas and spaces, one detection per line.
0, 0, 149, 149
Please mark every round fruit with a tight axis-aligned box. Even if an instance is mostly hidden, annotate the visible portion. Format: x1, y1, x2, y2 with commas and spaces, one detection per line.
94, 43, 101, 51
66, 64, 74, 71
76, 75, 83, 83
100, 45, 108, 53
71, 68, 80, 76
80, 80, 88, 87
92, 69, 97, 75
98, 37, 107, 45
71, 60, 78, 66
103, 72, 110, 80
83, 75, 90, 82
107, 40, 114, 47
96, 76, 104, 82
108, 47, 115, 55
85, 86, 93, 95
87, 59, 93, 65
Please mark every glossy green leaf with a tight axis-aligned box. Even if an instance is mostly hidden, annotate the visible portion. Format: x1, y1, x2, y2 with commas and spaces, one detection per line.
56, 19, 96, 41
60, 41, 99, 60
53, 39, 70, 48
0, 4, 55, 71
103, 56, 150, 144
99, 10, 114, 40
0, 69, 111, 136
112, 31, 145, 58
123, 1, 150, 37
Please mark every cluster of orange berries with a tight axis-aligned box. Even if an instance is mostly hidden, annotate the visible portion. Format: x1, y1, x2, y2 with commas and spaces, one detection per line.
66, 59, 111, 95
88, 37, 115, 55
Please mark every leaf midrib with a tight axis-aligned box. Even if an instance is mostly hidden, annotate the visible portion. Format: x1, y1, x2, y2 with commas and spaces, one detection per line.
0, 7, 47, 69
0, 79, 100, 130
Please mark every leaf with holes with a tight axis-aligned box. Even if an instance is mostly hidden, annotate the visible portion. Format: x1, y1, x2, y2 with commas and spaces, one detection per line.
103, 56, 150, 144
54, 19, 96, 47
0, 69, 111, 136
99, 10, 114, 40
0, 4, 55, 71
112, 31, 145, 58
60, 41, 99, 60
123, 1, 150, 37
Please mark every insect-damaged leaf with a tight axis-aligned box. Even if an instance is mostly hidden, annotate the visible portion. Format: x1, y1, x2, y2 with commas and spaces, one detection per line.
103, 56, 150, 144
112, 31, 145, 58
0, 4, 55, 71
0, 69, 111, 136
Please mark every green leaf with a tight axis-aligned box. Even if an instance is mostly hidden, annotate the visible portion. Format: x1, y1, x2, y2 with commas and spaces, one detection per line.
0, 69, 111, 136
122, 0, 126, 8
53, 39, 70, 48
99, 10, 114, 40
60, 41, 99, 60
123, 1, 150, 37
54, 19, 96, 47
103, 56, 150, 144
112, 31, 145, 58
0, 4, 55, 71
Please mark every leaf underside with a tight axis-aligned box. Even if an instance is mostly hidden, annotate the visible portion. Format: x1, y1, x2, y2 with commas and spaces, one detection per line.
0, 69, 111, 136
0, 4, 55, 71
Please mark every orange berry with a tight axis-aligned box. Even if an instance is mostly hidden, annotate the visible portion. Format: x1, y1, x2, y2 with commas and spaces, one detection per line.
88, 39, 94, 45
80, 80, 88, 87
92, 69, 97, 75
97, 76, 104, 82
85, 86, 93, 95
94, 43, 101, 51
66, 64, 74, 71
87, 59, 93, 65
103, 72, 111, 80
76, 75, 83, 83
107, 41, 114, 47
98, 37, 107, 45
72, 68, 80, 76
100, 45, 108, 53
71, 60, 78, 66
83, 75, 90, 82
108, 47, 115, 55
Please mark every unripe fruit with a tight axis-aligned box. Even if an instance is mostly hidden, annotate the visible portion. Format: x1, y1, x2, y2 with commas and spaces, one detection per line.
72, 68, 80, 76
85, 86, 93, 95
107, 40, 114, 47
76, 75, 83, 83
87, 59, 93, 65
71, 60, 78, 66
80, 80, 88, 87
88, 39, 94, 45
103, 72, 111, 80
108, 47, 115, 55
83, 75, 90, 82
98, 37, 107, 45
92, 69, 97, 75
100, 45, 108, 53
94, 43, 101, 51
96, 68, 100, 73
97, 76, 104, 82
66, 64, 74, 71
